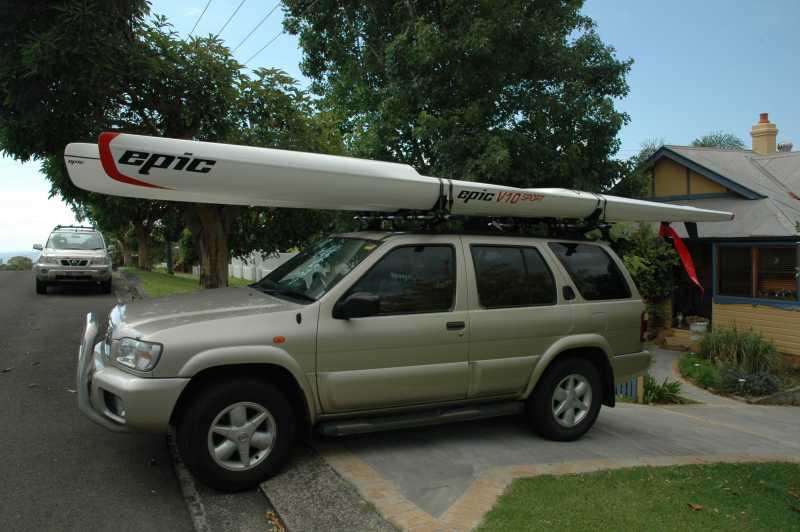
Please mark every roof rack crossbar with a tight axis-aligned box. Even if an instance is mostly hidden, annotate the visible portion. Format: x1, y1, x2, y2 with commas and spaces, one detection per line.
53, 224, 97, 231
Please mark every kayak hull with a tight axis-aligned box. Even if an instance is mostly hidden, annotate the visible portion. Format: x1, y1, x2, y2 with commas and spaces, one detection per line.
64, 133, 733, 223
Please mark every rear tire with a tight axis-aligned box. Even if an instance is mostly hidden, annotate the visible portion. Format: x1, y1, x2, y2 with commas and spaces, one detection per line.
176, 378, 296, 492
526, 356, 602, 441
35, 279, 47, 295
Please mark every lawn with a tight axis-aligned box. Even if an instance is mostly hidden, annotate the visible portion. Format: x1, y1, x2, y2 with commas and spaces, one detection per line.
120, 267, 252, 297
477, 462, 800, 532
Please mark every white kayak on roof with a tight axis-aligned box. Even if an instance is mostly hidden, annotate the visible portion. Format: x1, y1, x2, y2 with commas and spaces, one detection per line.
64, 132, 733, 223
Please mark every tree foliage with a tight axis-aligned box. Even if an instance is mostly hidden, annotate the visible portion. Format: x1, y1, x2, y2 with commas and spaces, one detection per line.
614, 223, 678, 301
691, 131, 745, 150
611, 138, 665, 198
284, 0, 632, 191
2, 256, 34, 271
1, 7, 343, 288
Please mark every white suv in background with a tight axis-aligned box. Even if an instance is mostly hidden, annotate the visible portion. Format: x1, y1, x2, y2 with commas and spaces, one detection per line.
33, 225, 112, 294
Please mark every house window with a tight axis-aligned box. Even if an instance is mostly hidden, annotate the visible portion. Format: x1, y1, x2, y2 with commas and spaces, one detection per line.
717, 244, 798, 301
757, 247, 797, 301
717, 247, 752, 297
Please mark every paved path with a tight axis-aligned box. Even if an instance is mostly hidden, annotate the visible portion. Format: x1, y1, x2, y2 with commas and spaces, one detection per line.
310, 348, 800, 531
649, 346, 740, 404
0, 271, 193, 532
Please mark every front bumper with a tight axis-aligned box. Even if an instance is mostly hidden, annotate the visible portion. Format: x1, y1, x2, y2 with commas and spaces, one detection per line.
611, 350, 652, 384
37, 264, 111, 282
77, 313, 188, 433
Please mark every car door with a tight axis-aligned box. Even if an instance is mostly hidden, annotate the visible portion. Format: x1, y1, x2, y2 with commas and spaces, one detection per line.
316, 235, 470, 413
463, 237, 574, 398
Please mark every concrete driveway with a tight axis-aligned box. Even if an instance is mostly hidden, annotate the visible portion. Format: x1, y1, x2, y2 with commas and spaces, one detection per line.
305, 350, 800, 531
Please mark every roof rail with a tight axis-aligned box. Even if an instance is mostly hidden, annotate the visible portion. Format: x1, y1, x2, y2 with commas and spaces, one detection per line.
53, 224, 97, 231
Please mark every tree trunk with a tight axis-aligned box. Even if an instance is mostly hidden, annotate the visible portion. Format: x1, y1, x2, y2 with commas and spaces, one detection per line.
186, 204, 234, 288
120, 241, 133, 267
165, 240, 174, 274
134, 223, 151, 270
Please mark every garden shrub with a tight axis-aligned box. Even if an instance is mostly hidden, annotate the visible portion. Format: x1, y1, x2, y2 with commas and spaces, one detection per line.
718, 366, 780, 396
679, 354, 719, 389
698, 325, 778, 374
642, 374, 683, 404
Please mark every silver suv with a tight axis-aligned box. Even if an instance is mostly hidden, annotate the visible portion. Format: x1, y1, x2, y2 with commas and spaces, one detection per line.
77, 231, 650, 491
34, 226, 112, 294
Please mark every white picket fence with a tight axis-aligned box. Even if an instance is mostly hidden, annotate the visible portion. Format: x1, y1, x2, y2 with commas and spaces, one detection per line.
190, 251, 297, 281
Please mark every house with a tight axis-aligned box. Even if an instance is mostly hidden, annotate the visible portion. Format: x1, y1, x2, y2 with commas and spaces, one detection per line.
644, 113, 800, 362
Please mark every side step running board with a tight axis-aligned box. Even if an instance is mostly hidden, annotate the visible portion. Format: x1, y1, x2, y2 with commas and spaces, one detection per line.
316, 401, 525, 437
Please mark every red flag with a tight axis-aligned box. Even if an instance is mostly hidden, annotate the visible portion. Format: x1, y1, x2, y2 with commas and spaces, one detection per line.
659, 222, 704, 296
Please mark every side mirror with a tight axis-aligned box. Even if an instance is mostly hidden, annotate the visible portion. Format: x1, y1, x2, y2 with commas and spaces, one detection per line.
33, 244, 42, 251
108, 245, 116, 253
333, 292, 379, 320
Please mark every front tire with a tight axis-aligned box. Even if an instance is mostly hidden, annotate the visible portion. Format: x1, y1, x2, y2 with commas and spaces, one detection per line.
526, 357, 602, 441
101, 279, 112, 294
35, 279, 47, 294
176, 378, 295, 492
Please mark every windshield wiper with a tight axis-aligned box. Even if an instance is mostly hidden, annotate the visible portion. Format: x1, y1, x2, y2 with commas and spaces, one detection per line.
254, 285, 315, 303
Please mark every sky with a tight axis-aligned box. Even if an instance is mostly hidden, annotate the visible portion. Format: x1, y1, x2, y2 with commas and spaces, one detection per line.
1, 0, 799, 251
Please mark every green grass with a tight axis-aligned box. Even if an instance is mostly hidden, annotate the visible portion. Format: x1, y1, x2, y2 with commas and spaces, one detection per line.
478, 462, 800, 532
120, 267, 252, 297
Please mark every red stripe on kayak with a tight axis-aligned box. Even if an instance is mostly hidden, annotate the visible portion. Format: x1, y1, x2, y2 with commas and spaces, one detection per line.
660, 222, 703, 296
98, 132, 168, 189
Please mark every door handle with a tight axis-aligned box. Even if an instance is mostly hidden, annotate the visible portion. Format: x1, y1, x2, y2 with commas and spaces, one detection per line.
446, 321, 466, 331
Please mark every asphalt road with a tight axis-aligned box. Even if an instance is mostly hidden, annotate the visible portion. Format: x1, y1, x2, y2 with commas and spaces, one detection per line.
0, 271, 192, 532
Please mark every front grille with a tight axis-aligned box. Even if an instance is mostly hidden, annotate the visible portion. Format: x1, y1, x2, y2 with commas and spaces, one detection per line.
60, 259, 88, 266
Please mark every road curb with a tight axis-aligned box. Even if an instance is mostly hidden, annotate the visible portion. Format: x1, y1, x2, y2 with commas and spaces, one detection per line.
168, 433, 212, 532
260, 444, 396, 532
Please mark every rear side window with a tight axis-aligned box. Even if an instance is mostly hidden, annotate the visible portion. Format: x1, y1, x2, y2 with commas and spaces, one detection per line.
548, 243, 631, 300
346, 245, 455, 315
471, 246, 556, 308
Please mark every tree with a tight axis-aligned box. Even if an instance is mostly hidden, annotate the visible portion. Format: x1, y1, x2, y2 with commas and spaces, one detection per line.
691, 131, 745, 150
0, 1, 148, 203
611, 138, 665, 198
1, 7, 342, 288
5, 256, 34, 271
614, 223, 678, 302
72, 194, 167, 270
284, 0, 632, 191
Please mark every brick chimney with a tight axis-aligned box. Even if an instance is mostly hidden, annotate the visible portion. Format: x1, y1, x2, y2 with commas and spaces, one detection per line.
751, 112, 778, 155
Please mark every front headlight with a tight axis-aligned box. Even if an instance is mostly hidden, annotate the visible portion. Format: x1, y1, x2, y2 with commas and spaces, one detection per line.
39, 255, 60, 265
92, 256, 109, 266
116, 338, 162, 371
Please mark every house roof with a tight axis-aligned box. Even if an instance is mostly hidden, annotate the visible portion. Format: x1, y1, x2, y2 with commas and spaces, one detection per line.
645, 146, 800, 239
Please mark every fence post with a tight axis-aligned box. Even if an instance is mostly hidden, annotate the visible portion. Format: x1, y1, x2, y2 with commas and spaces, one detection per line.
636, 375, 645, 403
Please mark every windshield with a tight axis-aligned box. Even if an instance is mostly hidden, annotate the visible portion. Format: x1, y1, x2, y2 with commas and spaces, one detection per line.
253, 237, 380, 302
46, 231, 104, 251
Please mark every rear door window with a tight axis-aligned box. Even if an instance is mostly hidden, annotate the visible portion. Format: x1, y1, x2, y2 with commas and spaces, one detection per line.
471, 246, 556, 308
548, 243, 631, 300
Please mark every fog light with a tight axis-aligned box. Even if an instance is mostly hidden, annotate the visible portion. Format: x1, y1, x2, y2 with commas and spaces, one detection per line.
103, 390, 126, 418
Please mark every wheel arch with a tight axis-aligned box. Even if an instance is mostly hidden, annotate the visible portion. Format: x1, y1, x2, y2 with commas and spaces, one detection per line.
170, 362, 315, 439
523, 335, 615, 407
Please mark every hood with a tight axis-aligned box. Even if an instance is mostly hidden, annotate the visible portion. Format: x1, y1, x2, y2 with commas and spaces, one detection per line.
116, 287, 300, 335
43, 248, 106, 259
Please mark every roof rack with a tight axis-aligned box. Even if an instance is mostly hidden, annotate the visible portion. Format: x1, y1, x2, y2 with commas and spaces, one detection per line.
53, 224, 97, 231
354, 210, 611, 240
